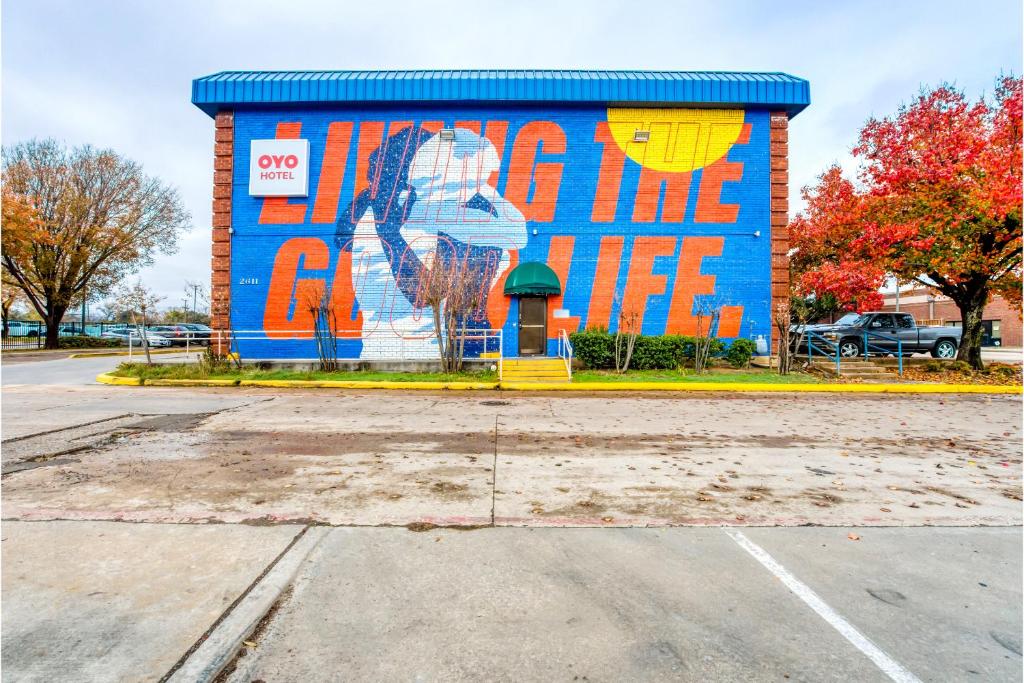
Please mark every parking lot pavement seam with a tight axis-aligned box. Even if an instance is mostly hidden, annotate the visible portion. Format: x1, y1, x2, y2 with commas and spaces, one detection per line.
0, 413, 135, 444
491, 414, 499, 526
724, 528, 923, 683
94, 373, 1023, 394
162, 525, 327, 683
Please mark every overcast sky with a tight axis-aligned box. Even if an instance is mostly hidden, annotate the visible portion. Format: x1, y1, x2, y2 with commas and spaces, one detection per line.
3, 0, 1021, 305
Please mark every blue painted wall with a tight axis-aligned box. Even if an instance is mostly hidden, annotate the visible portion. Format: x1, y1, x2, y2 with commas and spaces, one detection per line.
229, 105, 772, 359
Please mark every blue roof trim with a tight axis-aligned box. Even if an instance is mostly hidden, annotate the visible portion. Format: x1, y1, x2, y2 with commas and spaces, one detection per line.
191, 69, 810, 117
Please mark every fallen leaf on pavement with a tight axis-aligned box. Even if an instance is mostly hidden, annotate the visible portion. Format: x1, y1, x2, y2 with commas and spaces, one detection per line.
848, 533, 860, 541
880, 507, 892, 513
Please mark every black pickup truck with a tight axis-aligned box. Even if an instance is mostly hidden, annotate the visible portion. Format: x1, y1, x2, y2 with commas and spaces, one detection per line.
799, 312, 962, 359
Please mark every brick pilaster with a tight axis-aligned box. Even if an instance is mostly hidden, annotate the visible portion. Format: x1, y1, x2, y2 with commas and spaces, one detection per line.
769, 111, 790, 352
211, 110, 233, 354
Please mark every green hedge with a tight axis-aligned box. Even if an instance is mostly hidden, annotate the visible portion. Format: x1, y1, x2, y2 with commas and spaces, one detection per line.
570, 330, 741, 370
58, 336, 121, 349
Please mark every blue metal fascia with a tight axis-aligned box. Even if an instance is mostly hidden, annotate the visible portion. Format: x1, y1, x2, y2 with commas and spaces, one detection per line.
191, 69, 810, 118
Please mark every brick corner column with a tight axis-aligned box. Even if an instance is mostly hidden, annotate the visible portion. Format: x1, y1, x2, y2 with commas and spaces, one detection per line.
211, 110, 234, 354
769, 111, 790, 354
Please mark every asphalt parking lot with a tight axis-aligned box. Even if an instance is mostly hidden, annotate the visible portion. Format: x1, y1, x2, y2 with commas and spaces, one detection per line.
1, 353, 1021, 681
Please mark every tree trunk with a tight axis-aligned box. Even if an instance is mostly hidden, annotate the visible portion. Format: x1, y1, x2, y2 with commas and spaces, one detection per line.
953, 286, 989, 370
43, 305, 66, 349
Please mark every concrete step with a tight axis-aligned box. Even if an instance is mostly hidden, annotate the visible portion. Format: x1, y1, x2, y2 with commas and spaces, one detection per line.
503, 361, 565, 368
504, 377, 569, 381
503, 368, 568, 374
502, 378, 570, 383
810, 361, 877, 369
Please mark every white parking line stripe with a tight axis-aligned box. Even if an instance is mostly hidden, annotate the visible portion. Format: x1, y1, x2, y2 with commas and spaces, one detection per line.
724, 529, 922, 683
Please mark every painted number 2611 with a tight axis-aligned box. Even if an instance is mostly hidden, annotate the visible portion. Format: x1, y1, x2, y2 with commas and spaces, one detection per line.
238, 277, 259, 285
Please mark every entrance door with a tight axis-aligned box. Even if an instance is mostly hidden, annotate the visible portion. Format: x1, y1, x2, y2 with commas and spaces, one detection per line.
518, 297, 547, 356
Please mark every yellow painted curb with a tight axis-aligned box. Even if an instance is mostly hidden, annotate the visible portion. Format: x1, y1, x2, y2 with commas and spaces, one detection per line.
144, 378, 240, 387
95, 372, 143, 386
238, 379, 499, 390
71, 348, 186, 359
500, 381, 1022, 394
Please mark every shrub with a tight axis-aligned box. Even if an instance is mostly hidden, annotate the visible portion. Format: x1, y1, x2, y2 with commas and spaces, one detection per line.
570, 330, 733, 370
949, 360, 972, 373
922, 360, 944, 373
569, 329, 615, 369
632, 335, 688, 370
993, 365, 1018, 377
725, 338, 757, 368
58, 335, 121, 349
680, 336, 725, 361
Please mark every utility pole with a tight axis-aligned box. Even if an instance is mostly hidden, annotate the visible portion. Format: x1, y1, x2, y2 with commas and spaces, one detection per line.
81, 288, 86, 333
191, 283, 200, 324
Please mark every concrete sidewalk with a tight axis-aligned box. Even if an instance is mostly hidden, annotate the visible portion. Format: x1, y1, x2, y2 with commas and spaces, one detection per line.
1, 521, 303, 682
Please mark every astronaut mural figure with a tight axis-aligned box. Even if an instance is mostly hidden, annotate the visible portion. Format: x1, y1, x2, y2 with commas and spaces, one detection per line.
336, 127, 527, 359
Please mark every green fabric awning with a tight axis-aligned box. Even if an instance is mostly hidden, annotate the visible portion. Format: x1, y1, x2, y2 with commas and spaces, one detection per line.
503, 261, 561, 296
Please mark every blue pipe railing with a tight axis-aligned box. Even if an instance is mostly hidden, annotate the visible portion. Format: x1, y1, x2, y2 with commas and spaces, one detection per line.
804, 329, 841, 375
861, 329, 903, 376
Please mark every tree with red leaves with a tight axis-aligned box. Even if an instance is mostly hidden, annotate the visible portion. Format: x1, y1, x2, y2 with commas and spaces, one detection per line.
793, 77, 1022, 369
790, 166, 885, 313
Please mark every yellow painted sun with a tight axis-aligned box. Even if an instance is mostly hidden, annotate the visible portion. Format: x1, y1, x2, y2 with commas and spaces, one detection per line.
606, 108, 745, 173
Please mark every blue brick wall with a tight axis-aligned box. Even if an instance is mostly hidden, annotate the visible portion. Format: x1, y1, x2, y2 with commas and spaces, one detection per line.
229, 105, 772, 359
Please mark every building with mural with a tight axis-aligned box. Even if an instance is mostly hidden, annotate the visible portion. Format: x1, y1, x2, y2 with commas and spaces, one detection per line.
191, 70, 810, 360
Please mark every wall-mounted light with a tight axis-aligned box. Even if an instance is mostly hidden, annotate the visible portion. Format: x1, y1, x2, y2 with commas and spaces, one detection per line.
532, 228, 538, 236
633, 129, 650, 143
753, 230, 761, 238
439, 128, 456, 141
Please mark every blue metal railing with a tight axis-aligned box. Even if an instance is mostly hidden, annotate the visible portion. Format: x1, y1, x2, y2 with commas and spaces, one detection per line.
803, 329, 841, 375
861, 330, 903, 376
796, 329, 904, 377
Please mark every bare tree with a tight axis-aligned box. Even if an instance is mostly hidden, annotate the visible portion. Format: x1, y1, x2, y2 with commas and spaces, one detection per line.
693, 297, 725, 374
116, 280, 163, 365
773, 300, 793, 375
2, 139, 189, 348
416, 255, 489, 373
301, 283, 339, 371
613, 295, 641, 374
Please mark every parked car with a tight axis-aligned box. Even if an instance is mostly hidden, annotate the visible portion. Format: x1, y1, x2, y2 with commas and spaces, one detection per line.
147, 325, 201, 346
179, 323, 213, 344
100, 329, 173, 347
5, 321, 41, 337
795, 312, 860, 334
799, 312, 962, 359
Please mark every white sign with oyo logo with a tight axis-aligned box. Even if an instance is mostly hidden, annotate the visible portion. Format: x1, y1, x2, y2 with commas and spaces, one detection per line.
248, 139, 310, 197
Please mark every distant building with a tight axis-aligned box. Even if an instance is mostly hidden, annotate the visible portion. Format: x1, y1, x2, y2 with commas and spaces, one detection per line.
881, 286, 1021, 348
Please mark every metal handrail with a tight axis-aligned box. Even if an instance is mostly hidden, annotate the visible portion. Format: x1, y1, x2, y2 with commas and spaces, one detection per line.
804, 330, 841, 375
861, 329, 903, 376
557, 328, 574, 380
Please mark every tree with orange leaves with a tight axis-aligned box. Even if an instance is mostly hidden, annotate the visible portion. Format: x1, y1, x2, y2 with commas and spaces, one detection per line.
793, 77, 1022, 369
790, 166, 886, 313
2, 140, 189, 348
